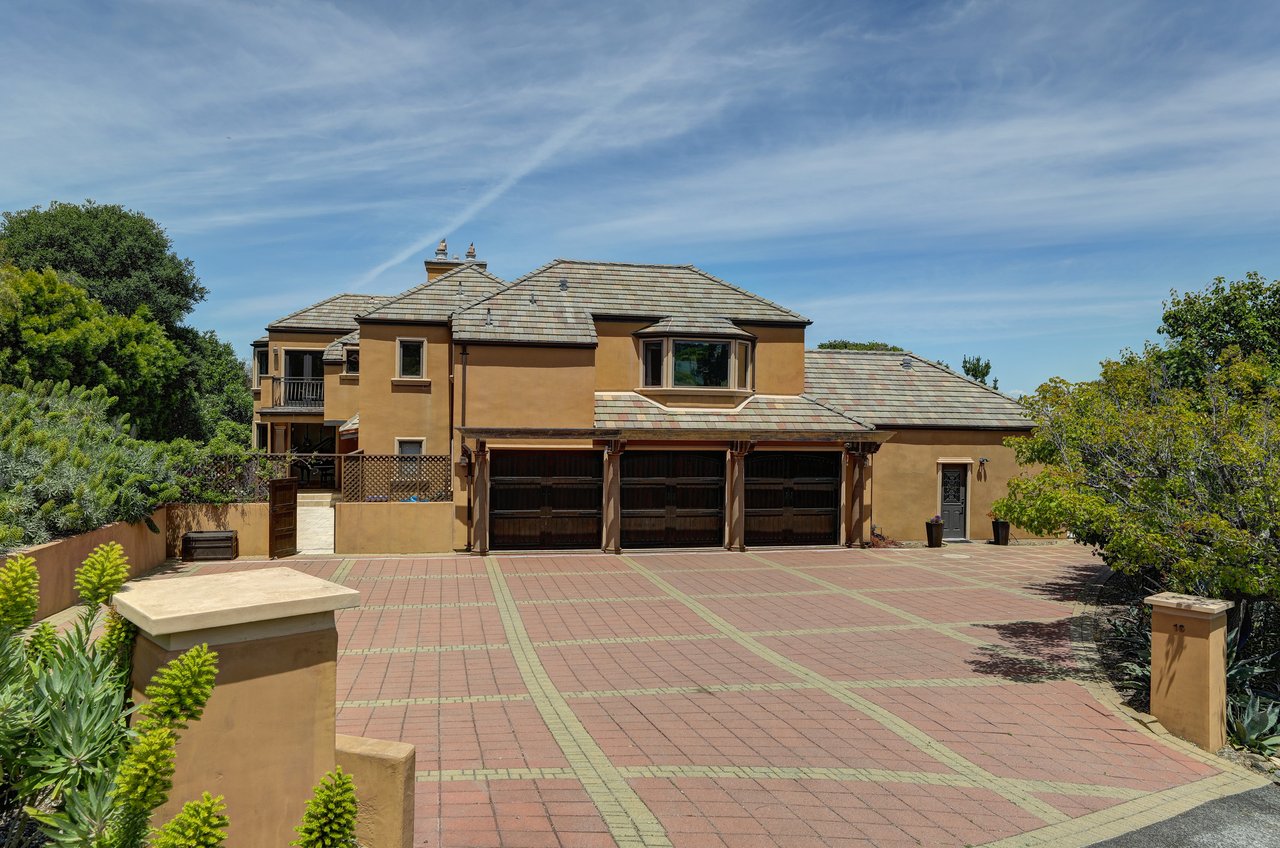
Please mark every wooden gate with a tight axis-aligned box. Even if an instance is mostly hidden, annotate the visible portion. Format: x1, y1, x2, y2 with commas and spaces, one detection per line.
621, 451, 725, 548
489, 451, 603, 549
744, 452, 841, 546
268, 477, 298, 558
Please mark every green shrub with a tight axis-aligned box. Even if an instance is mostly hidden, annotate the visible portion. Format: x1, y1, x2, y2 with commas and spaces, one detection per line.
0, 382, 179, 555
292, 768, 358, 848
0, 544, 223, 847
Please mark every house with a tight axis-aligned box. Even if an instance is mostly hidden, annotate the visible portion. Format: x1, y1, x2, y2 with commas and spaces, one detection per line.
252, 240, 1033, 551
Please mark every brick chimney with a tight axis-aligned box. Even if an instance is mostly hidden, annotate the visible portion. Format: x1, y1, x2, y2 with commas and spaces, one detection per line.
425, 238, 486, 281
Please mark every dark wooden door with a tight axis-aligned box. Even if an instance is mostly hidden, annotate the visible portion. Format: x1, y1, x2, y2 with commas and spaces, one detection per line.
621, 451, 725, 548
745, 452, 841, 546
940, 464, 968, 539
268, 477, 298, 558
490, 451, 603, 549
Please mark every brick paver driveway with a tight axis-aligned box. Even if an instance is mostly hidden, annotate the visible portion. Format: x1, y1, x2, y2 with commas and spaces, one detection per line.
189, 544, 1262, 847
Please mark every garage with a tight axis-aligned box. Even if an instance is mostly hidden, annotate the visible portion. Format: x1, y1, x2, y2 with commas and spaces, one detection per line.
489, 450, 603, 549
744, 451, 841, 546
621, 450, 726, 547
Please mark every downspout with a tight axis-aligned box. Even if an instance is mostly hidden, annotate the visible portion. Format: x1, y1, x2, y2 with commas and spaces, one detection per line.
461, 344, 472, 551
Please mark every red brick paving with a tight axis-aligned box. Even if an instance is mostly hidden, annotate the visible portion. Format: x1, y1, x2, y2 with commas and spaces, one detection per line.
186, 544, 1230, 846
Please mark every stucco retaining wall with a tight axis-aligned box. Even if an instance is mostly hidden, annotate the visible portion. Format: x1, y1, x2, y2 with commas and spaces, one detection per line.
335, 501, 455, 554
166, 502, 271, 558
21, 507, 168, 620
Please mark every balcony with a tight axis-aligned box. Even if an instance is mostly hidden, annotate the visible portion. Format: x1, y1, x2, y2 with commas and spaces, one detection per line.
269, 377, 324, 409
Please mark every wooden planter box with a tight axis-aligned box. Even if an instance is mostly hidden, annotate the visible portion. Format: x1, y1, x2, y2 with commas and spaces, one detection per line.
181, 530, 239, 562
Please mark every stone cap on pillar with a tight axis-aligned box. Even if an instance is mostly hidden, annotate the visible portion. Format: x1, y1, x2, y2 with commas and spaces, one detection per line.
114, 567, 361, 649
1144, 592, 1234, 616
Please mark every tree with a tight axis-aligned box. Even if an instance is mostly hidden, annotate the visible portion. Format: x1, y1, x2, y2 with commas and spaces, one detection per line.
961, 354, 995, 389
0, 200, 205, 331
166, 327, 253, 442
0, 266, 186, 439
816, 340, 904, 351
1158, 272, 1280, 386
996, 345, 1280, 604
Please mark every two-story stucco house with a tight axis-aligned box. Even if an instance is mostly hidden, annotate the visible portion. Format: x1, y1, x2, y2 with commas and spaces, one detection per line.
252, 241, 1032, 553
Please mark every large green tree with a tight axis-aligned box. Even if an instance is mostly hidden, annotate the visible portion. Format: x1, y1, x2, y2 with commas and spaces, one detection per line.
0, 266, 184, 439
0, 200, 251, 442
0, 200, 206, 330
997, 273, 1280, 605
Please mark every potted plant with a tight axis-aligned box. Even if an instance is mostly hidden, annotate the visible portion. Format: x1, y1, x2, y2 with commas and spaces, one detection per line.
989, 510, 1011, 546
925, 515, 944, 548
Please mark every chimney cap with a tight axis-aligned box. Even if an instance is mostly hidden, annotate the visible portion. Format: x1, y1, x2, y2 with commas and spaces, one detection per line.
466, 242, 477, 260
435, 238, 448, 259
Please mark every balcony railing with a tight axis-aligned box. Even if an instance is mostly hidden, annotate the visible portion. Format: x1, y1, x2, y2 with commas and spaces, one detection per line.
270, 377, 324, 409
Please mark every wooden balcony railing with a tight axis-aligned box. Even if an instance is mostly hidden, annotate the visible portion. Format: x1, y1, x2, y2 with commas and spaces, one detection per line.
270, 377, 324, 409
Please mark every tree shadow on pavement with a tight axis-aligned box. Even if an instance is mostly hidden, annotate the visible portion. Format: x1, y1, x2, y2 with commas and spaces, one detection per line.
965, 618, 1089, 683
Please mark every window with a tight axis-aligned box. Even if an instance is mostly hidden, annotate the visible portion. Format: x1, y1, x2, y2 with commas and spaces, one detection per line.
398, 339, 424, 379
255, 423, 268, 450
642, 341, 664, 387
673, 341, 730, 388
254, 349, 268, 387
344, 348, 360, 375
736, 341, 751, 390
396, 438, 425, 477
396, 439, 424, 455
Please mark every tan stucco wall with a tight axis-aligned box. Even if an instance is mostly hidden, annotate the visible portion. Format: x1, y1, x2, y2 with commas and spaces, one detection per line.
356, 322, 452, 455
334, 502, 456, 554
461, 344, 596, 429
166, 503, 271, 558
745, 325, 806, 395
324, 364, 360, 423
595, 320, 650, 390
335, 734, 416, 848
869, 429, 1033, 543
24, 508, 168, 621
133, 626, 337, 847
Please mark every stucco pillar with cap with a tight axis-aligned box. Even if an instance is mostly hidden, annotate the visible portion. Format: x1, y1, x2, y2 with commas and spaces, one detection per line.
725, 442, 750, 551
1145, 591, 1234, 752
602, 441, 623, 554
113, 567, 360, 846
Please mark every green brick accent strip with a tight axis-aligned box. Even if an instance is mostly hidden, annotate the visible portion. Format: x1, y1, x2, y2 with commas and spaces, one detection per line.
330, 558, 356, 585
416, 767, 578, 782
340, 693, 530, 707
359, 601, 498, 611
483, 557, 673, 848
533, 633, 724, 648
340, 642, 509, 656
618, 554, 1069, 826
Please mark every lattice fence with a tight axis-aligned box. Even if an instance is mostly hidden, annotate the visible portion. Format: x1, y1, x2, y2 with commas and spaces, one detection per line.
172, 454, 294, 502
341, 454, 453, 502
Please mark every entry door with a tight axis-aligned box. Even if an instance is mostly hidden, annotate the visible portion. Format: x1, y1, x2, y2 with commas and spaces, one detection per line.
268, 477, 298, 558
940, 464, 968, 539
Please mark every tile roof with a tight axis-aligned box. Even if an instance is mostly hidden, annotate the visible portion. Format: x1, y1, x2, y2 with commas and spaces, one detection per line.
452, 260, 808, 345
595, 392, 872, 435
804, 350, 1032, 430
267, 294, 393, 332
635, 316, 756, 340
358, 264, 508, 323
322, 330, 359, 363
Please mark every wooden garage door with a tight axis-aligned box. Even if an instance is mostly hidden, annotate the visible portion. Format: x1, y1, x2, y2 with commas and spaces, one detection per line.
490, 451, 603, 550
745, 452, 841, 546
621, 451, 725, 548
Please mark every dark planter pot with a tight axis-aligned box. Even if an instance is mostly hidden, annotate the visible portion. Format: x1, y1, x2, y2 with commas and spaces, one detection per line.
992, 519, 1011, 546
925, 522, 944, 548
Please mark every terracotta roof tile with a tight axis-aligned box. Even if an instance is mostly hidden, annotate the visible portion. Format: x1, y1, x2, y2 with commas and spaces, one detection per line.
595, 392, 872, 434
804, 350, 1032, 430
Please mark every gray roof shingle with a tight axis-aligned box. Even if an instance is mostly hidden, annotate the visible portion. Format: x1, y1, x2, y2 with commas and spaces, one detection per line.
635, 316, 756, 340
595, 392, 872, 434
804, 350, 1032, 430
268, 294, 392, 332
452, 260, 808, 345
358, 264, 508, 323
322, 330, 360, 363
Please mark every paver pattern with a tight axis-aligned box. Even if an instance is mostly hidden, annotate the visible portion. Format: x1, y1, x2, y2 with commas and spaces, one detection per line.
175, 545, 1264, 846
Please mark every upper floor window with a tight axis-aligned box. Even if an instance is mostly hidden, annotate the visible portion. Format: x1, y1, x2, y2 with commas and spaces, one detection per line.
253, 349, 268, 387
641, 338, 753, 391
397, 339, 424, 379
344, 348, 360, 375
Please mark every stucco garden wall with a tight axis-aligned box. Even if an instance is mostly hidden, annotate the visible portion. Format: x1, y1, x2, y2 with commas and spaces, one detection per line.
166, 502, 271, 558
334, 501, 455, 554
21, 507, 168, 620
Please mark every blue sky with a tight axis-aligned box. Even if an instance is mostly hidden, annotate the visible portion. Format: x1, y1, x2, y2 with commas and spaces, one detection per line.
4, 0, 1280, 395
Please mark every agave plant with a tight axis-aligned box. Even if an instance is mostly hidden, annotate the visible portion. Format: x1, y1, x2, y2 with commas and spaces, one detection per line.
1229, 696, 1280, 756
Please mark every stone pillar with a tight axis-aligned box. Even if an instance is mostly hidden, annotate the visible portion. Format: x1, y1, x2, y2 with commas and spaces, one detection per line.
473, 441, 490, 555
1145, 592, 1234, 752
602, 442, 623, 554
114, 568, 360, 846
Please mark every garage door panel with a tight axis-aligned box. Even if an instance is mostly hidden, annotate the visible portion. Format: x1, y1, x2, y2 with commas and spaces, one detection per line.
621, 451, 726, 548
490, 450, 603, 550
745, 452, 840, 546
